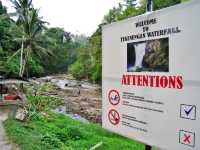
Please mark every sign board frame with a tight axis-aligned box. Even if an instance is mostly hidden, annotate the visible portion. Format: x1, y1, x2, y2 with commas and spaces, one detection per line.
102, 0, 200, 149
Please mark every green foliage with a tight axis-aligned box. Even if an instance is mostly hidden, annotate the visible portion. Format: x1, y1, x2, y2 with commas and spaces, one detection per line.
4, 112, 147, 150
69, 0, 183, 83
90, 63, 101, 83
69, 29, 102, 83
0, 0, 185, 80
11, 2, 49, 77
153, 0, 181, 10
55, 129, 69, 142
5, 55, 20, 75
27, 57, 44, 76
5, 54, 44, 77
41, 134, 63, 149
38, 27, 76, 74
24, 95, 63, 121
0, 1, 7, 15
67, 126, 83, 140
0, 14, 20, 57
69, 61, 86, 80
0, 1, 83, 77
181, 0, 190, 2
103, 5, 123, 23
69, 44, 93, 80
27, 96, 63, 112
37, 83, 55, 94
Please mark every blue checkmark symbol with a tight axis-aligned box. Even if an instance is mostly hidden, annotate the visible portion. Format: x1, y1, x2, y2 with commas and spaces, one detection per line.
184, 106, 194, 116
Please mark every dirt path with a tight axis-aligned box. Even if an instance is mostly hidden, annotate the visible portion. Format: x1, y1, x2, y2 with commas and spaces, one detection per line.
0, 107, 18, 150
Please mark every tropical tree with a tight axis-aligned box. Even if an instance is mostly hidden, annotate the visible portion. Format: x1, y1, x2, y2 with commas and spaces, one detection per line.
103, 5, 122, 24
9, 0, 50, 78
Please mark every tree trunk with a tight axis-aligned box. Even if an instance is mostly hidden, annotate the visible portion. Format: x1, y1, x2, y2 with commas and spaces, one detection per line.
19, 36, 24, 78
21, 49, 29, 78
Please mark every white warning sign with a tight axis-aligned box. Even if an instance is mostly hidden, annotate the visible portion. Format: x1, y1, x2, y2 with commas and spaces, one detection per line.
102, 1, 200, 150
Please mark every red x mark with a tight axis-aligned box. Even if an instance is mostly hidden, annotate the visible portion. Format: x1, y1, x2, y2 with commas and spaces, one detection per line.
183, 134, 191, 144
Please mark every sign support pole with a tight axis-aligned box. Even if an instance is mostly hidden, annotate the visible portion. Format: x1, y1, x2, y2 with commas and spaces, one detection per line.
145, 145, 152, 150
145, 0, 153, 150
0, 76, 3, 102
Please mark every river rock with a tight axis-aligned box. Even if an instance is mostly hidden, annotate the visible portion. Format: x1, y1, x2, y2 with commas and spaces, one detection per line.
15, 108, 28, 121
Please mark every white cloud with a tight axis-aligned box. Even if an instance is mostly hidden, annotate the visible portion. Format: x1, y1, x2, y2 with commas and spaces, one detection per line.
2, 0, 123, 36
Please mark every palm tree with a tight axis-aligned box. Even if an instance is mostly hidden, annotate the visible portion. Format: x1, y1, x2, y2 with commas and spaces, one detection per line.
9, 0, 51, 78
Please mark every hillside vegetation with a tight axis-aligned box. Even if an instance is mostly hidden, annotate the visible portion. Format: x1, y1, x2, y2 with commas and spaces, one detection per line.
4, 111, 146, 150
0, 0, 185, 83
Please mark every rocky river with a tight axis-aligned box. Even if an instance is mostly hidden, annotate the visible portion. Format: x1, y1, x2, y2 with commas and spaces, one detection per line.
29, 74, 102, 123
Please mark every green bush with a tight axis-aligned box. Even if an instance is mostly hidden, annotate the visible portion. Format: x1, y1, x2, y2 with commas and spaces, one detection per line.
5, 55, 44, 77
67, 126, 83, 140
26, 96, 63, 120
90, 63, 101, 83
68, 61, 86, 80
4, 112, 147, 150
41, 134, 63, 149
55, 129, 69, 142
28, 57, 44, 77
5, 55, 20, 76
27, 96, 63, 112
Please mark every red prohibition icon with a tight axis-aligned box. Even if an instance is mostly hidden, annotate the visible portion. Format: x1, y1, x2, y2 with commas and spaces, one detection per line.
108, 109, 120, 125
108, 89, 120, 105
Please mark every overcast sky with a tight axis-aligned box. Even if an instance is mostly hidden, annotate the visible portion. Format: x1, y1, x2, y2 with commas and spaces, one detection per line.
2, 0, 124, 36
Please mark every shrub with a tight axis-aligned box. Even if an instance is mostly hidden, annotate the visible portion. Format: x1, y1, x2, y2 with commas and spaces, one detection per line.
55, 129, 69, 142
26, 96, 63, 120
68, 61, 85, 80
67, 126, 83, 140
27, 96, 63, 111
41, 134, 63, 149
